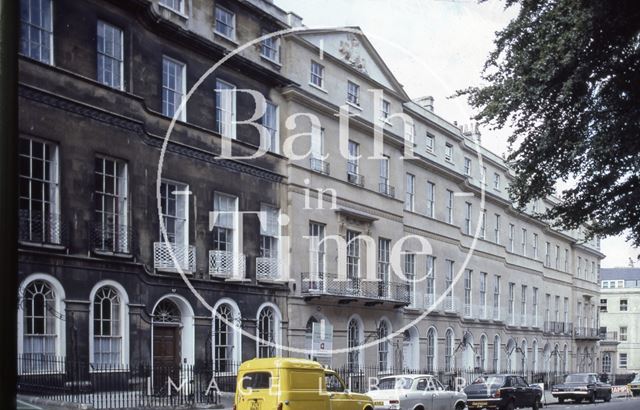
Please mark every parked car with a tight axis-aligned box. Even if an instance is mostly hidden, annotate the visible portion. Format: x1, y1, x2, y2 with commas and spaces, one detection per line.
235, 358, 374, 410
551, 372, 612, 403
366, 374, 467, 410
628, 374, 640, 396
463, 374, 542, 410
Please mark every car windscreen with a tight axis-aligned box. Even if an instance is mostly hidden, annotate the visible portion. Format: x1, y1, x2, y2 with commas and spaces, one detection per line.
377, 377, 414, 390
565, 374, 589, 383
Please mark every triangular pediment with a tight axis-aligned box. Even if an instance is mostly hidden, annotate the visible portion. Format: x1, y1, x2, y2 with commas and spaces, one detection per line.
298, 29, 408, 99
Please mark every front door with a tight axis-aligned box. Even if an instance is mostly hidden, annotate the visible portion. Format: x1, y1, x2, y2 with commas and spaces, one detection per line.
153, 325, 181, 393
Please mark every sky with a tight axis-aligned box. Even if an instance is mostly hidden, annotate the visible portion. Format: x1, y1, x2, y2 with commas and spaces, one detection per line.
275, 0, 638, 268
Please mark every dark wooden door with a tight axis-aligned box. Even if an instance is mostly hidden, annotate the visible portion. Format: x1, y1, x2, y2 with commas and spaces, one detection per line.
153, 326, 181, 394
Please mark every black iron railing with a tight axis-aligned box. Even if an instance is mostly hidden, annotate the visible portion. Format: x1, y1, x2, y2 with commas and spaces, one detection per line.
310, 157, 330, 175
90, 222, 133, 254
17, 355, 231, 409
574, 327, 600, 339
19, 211, 67, 246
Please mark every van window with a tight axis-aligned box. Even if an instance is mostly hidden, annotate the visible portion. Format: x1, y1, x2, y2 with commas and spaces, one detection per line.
289, 371, 323, 390
242, 372, 272, 390
325, 373, 345, 392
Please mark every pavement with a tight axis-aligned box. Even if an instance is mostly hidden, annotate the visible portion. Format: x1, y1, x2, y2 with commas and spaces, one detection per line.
16, 391, 640, 410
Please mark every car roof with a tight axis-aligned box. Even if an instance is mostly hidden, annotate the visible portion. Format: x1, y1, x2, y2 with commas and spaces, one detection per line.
380, 374, 436, 379
239, 357, 324, 371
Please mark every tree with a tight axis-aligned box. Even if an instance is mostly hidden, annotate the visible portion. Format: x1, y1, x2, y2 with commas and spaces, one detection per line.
458, 0, 640, 247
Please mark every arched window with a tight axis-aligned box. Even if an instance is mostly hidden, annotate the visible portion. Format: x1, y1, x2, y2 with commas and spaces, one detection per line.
532, 340, 538, 373
444, 329, 454, 372
493, 335, 501, 372
347, 318, 362, 371
305, 317, 318, 360
214, 303, 239, 371
479, 335, 488, 371
257, 306, 279, 358
426, 328, 437, 372
563, 344, 569, 373
93, 286, 122, 366
506, 338, 516, 372
23, 280, 57, 358
377, 321, 390, 371
154, 299, 181, 323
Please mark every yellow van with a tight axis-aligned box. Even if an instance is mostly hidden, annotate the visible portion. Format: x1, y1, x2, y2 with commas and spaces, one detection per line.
235, 358, 374, 410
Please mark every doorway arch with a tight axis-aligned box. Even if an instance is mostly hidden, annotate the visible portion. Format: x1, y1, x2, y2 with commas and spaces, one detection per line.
151, 294, 195, 368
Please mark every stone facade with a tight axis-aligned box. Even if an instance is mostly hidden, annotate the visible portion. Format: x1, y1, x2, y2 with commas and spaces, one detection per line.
17, 0, 603, 377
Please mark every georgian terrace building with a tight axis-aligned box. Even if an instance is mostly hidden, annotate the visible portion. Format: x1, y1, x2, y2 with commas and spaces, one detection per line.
17, 0, 297, 372
277, 26, 604, 373
17, 0, 604, 379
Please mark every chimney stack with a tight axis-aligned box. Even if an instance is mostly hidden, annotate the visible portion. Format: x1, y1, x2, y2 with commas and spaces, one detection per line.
462, 122, 482, 144
415, 96, 434, 112
287, 12, 303, 27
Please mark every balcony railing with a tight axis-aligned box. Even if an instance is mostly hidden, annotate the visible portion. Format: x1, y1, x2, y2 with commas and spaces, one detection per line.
19, 211, 66, 246
464, 302, 472, 318
90, 222, 132, 254
300, 272, 410, 304
347, 172, 365, 187
208, 250, 246, 278
600, 331, 619, 341
444, 295, 458, 313
574, 327, 600, 339
424, 293, 436, 310
153, 242, 196, 273
310, 157, 330, 175
477, 304, 489, 320
256, 257, 281, 280
378, 182, 395, 198
543, 321, 572, 335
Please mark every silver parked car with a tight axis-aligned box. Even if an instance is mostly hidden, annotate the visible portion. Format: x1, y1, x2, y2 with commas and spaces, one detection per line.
367, 374, 467, 410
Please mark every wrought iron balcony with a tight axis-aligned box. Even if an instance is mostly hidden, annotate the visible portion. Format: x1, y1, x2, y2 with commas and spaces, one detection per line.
543, 321, 572, 335
310, 157, 330, 175
256, 257, 281, 280
208, 250, 246, 278
90, 222, 133, 254
300, 272, 410, 305
154, 242, 196, 273
443, 295, 458, 313
599, 331, 619, 342
574, 327, 600, 340
378, 182, 395, 198
19, 211, 66, 247
347, 172, 365, 187
424, 293, 436, 310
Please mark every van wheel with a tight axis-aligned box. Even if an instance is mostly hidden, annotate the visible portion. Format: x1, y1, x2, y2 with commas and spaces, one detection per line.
455, 403, 465, 410
558, 398, 564, 404
532, 398, 542, 410
414, 406, 424, 410
604, 392, 611, 402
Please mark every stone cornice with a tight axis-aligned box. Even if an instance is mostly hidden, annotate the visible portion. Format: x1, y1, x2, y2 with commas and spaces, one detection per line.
19, 84, 284, 183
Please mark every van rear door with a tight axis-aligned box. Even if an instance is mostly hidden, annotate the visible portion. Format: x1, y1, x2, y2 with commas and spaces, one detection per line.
236, 370, 279, 410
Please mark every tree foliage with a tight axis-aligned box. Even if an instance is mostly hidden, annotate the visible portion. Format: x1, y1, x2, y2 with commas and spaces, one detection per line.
458, 0, 640, 247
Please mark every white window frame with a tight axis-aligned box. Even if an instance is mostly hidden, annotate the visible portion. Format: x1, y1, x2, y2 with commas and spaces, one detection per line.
96, 21, 124, 90
262, 101, 279, 153
162, 56, 186, 121
444, 143, 453, 162
94, 156, 129, 253
425, 133, 435, 153
446, 189, 454, 224
159, 180, 189, 248
215, 79, 237, 139
347, 80, 360, 106
310, 60, 325, 89
214, 5, 236, 41
20, 0, 53, 64
464, 202, 472, 235
426, 181, 435, 218
405, 173, 415, 212
89, 281, 130, 369
464, 157, 471, 176
256, 303, 281, 358
260, 33, 280, 63
493, 173, 500, 190
160, 0, 184, 14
